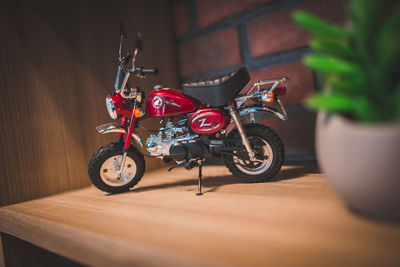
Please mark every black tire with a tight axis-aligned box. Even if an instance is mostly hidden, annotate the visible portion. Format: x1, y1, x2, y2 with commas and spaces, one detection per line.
88, 142, 145, 193
225, 123, 285, 182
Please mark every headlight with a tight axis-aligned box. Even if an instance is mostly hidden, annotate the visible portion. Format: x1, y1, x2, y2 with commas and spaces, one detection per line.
105, 96, 118, 119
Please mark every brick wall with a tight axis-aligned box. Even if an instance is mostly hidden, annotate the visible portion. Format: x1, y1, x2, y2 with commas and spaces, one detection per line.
171, 0, 346, 163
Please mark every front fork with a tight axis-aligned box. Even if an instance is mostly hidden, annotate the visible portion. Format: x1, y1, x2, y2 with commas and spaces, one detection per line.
116, 116, 127, 143
117, 107, 137, 178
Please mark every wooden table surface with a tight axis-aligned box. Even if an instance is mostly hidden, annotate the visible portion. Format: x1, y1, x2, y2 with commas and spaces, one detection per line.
1, 165, 400, 267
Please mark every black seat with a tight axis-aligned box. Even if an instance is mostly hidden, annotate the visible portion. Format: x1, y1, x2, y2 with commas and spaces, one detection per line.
182, 67, 250, 107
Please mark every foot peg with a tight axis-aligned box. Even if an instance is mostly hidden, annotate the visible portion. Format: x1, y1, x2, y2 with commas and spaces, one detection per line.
168, 161, 185, 172
168, 159, 196, 172
185, 160, 196, 170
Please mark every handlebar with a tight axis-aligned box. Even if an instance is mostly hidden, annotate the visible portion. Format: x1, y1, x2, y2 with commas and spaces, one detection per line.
132, 67, 158, 75
114, 53, 132, 65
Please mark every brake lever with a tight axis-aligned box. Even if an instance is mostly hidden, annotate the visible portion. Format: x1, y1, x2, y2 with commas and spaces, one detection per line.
124, 53, 132, 64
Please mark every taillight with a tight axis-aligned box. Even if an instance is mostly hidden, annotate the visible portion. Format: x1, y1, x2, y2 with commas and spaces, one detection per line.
275, 86, 287, 96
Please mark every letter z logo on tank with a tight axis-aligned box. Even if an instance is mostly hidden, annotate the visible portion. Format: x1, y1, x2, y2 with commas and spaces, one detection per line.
152, 96, 163, 109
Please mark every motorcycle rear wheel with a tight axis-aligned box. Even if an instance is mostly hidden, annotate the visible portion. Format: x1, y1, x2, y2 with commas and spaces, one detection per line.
225, 124, 285, 181
88, 142, 145, 193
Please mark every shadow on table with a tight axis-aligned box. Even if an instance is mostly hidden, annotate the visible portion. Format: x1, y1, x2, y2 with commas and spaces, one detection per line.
108, 164, 320, 196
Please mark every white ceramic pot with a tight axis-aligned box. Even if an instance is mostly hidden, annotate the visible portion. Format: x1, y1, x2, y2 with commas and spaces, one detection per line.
316, 112, 400, 220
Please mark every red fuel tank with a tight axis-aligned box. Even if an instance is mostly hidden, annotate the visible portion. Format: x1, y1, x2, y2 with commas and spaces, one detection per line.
146, 88, 198, 117
187, 108, 228, 135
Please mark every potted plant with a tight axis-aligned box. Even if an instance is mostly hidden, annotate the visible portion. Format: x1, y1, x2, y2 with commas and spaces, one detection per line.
293, 0, 400, 220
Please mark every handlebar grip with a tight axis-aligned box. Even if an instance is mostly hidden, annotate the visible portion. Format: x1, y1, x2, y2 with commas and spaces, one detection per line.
141, 68, 158, 75
134, 67, 158, 75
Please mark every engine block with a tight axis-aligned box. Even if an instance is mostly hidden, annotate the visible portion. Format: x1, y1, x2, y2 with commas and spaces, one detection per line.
145, 120, 197, 157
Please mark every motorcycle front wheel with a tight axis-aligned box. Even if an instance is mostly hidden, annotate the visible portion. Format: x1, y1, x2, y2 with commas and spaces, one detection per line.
225, 124, 285, 181
88, 142, 145, 193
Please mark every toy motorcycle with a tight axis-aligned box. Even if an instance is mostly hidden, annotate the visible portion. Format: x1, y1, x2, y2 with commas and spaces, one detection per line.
88, 26, 288, 195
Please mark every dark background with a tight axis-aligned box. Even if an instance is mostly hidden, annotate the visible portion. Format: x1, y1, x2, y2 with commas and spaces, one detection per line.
0, 0, 345, 206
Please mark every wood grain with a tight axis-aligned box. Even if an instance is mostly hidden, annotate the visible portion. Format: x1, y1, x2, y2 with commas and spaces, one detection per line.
1, 166, 399, 266
1, 233, 83, 267
0, 234, 4, 267
0, 0, 178, 206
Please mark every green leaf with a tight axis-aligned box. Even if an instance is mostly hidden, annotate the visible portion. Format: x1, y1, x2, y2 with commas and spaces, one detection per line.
396, 83, 400, 121
307, 93, 353, 112
310, 39, 354, 60
326, 73, 366, 93
372, 3, 400, 91
304, 54, 359, 75
294, 0, 400, 123
292, 11, 347, 39
349, 0, 383, 34
306, 92, 376, 122
347, 0, 384, 73
351, 97, 377, 122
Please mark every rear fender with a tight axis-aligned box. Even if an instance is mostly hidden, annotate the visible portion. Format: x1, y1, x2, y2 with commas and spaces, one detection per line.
238, 106, 287, 121
223, 103, 288, 137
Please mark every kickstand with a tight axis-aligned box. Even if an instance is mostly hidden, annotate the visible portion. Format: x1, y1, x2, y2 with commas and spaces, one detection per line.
196, 160, 203, 196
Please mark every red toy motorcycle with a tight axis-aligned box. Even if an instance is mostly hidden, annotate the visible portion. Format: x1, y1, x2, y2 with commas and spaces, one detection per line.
88, 27, 288, 195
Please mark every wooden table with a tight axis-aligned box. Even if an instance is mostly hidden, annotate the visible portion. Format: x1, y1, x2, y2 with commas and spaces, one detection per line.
1, 165, 400, 266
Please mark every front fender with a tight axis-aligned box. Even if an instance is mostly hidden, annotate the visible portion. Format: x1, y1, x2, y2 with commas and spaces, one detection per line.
96, 123, 126, 134
96, 123, 143, 147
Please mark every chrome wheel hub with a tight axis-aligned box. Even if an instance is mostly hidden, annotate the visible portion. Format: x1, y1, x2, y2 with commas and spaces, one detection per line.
100, 155, 137, 186
234, 138, 273, 175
